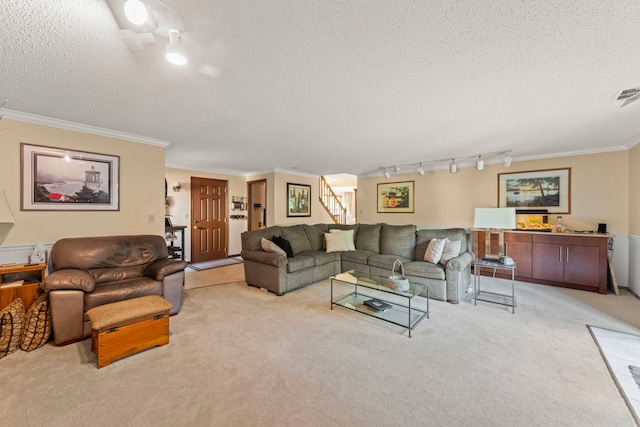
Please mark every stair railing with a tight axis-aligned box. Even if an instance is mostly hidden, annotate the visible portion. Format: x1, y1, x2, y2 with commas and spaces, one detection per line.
319, 176, 347, 224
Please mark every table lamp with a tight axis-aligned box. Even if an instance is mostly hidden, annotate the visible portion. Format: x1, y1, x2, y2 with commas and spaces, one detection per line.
473, 208, 516, 261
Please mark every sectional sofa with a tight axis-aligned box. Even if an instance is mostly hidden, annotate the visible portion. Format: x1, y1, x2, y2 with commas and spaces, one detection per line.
240, 223, 474, 303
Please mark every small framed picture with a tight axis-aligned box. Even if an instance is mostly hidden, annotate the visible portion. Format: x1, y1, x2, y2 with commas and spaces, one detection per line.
377, 181, 415, 213
287, 183, 311, 217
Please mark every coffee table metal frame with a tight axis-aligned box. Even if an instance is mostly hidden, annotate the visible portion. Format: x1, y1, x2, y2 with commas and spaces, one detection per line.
330, 269, 429, 337
472, 259, 517, 313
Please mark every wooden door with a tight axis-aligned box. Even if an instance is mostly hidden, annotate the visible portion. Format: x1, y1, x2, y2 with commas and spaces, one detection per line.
191, 177, 227, 263
532, 243, 564, 282
563, 245, 600, 287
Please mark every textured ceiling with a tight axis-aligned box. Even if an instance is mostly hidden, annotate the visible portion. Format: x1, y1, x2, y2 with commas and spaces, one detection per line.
1, 0, 640, 176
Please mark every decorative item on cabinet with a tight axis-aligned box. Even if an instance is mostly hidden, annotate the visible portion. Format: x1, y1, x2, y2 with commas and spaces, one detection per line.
165, 225, 187, 260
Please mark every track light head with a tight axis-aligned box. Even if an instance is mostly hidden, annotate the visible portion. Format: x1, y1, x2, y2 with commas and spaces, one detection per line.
503, 155, 512, 168
383, 168, 391, 179
449, 159, 457, 174
417, 163, 424, 176
476, 155, 484, 171
166, 29, 187, 65
124, 0, 148, 25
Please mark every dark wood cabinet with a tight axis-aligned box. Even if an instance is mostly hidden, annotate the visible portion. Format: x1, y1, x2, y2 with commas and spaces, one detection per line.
505, 232, 532, 279
473, 231, 609, 294
531, 234, 606, 293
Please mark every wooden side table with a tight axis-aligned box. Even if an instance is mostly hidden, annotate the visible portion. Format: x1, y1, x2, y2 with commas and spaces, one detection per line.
0, 263, 47, 311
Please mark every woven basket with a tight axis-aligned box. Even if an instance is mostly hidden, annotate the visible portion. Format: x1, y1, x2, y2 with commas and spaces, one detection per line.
386, 259, 410, 292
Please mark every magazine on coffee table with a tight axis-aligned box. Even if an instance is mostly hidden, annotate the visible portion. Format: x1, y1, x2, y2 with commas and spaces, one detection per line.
364, 298, 392, 311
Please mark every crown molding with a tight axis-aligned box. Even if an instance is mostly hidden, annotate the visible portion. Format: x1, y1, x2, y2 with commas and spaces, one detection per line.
2, 109, 171, 148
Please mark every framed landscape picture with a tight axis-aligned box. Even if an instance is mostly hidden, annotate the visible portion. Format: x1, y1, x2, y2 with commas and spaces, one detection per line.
498, 168, 571, 214
377, 181, 415, 213
287, 182, 311, 217
21, 143, 120, 211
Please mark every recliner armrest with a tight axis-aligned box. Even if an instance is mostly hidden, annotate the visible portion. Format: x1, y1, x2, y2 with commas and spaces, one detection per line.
43, 269, 96, 292
240, 249, 286, 267
144, 259, 188, 281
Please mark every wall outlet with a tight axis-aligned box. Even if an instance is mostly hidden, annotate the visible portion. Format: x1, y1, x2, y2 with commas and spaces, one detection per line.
148, 214, 155, 224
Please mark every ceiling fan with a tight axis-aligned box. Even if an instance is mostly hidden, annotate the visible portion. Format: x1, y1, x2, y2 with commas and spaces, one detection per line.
615, 87, 640, 107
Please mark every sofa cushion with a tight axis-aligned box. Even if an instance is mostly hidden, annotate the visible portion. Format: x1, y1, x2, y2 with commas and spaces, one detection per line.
329, 229, 356, 250
261, 237, 286, 256
415, 228, 468, 260
281, 225, 312, 255
304, 224, 326, 251
271, 236, 294, 258
355, 223, 381, 253
297, 250, 340, 266
328, 223, 359, 239
84, 277, 163, 312
20, 292, 53, 352
286, 255, 315, 273
341, 250, 376, 265
404, 261, 446, 281
325, 232, 350, 253
0, 298, 25, 360
424, 238, 446, 264
241, 226, 282, 252
380, 224, 416, 259
367, 254, 413, 271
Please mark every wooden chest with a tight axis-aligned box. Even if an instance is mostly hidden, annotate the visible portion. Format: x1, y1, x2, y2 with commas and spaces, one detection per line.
86, 296, 172, 369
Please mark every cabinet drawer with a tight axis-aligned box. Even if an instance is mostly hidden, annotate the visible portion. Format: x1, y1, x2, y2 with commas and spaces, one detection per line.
532, 234, 603, 247
505, 232, 532, 243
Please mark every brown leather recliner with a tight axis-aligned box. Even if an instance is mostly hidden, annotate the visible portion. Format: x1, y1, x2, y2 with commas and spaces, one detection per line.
43, 235, 187, 345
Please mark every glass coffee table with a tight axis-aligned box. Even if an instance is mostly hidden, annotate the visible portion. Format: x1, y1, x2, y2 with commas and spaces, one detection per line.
330, 269, 429, 337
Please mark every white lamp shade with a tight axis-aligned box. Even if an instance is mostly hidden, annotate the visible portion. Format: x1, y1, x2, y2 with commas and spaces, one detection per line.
0, 190, 15, 223
473, 208, 516, 229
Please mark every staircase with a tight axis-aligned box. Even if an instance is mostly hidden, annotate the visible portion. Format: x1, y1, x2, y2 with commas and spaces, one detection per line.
319, 176, 347, 224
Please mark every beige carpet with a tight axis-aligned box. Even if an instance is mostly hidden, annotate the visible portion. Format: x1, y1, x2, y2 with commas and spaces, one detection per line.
184, 263, 245, 290
1, 277, 639, 426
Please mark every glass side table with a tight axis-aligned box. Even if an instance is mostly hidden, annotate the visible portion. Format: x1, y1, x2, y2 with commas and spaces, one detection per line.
472, 259, 516, 314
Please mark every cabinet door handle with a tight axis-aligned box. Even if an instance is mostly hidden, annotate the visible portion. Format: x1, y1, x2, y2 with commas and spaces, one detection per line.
566, 246, 569, 263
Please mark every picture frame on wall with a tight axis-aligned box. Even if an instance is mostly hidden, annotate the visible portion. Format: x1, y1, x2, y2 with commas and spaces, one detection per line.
20, 143, 120, 211
287, 183, 311, 217
498, 168, 571, 214
377, 181, 415, 213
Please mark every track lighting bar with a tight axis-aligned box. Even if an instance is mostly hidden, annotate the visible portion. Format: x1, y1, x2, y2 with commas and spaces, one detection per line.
379, 150, 512, 179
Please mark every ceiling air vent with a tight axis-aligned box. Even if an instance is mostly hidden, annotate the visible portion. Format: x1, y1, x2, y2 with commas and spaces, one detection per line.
615, 87, 640, 101
615, 87, 640, 107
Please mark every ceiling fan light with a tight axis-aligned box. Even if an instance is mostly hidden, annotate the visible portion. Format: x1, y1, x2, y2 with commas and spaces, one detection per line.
165, 30, 187, 65
124, 0, 148, 25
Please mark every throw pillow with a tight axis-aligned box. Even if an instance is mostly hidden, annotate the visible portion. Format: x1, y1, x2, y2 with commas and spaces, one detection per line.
329, 229, 356, 251
424, 238, 446, 264
20, 292, 53, 352
325, 232, 350, 253
0, 298, 25, 360
271, 236, 294, 258
260, 237, 286, 257
439, 239, 462, 266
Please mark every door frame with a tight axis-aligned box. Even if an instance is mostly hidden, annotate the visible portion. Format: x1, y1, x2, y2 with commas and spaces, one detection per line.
247, 179, 267, 231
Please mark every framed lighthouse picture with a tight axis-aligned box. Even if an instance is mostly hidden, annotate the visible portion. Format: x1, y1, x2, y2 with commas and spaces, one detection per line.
20, 143, 120, 211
